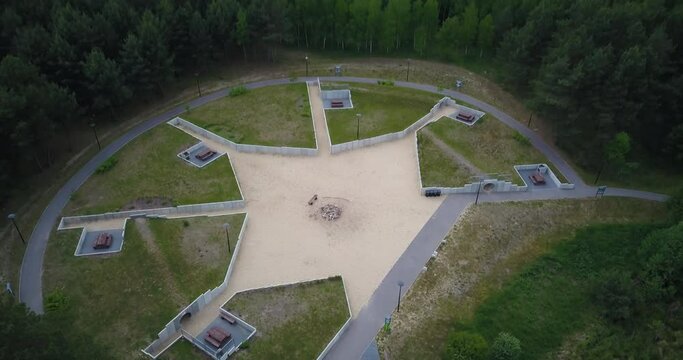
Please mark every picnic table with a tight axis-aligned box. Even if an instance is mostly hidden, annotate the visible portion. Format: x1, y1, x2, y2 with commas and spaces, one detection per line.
204, 326, 231, 348
93, 233, 113, 249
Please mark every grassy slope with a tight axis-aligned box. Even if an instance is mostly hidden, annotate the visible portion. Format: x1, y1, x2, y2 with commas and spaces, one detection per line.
324, 82, 442, 144
184, 83, 315, 148
43, 214, 243, 359
424, 116, 567, 185
377, 198, 666, 359
64, 125, 242, 215
457, 224, 660, 359
417, 132, 475, 187
223, 277, 348, 359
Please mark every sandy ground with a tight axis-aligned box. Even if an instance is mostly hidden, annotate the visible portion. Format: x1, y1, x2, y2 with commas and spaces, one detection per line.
180, 83, 449, 337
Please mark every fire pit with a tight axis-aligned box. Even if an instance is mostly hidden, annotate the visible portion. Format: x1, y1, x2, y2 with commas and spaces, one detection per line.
320, 204, 342, 221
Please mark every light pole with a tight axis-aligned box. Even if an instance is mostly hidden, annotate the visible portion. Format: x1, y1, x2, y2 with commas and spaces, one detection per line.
356, 113, 361, 140
475, 178, 484, 205
397, 280, 404, 312
305, 55, 309, 77
90, 123, 101, 150
7, 213, 25, 245
527, 113, 533, 127
223, 223, 232, 254
406, 59, 411, 82
195, 73, 202, 97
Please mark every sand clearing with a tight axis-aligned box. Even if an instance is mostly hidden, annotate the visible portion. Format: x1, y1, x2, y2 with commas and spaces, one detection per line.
180, 83, 450, 336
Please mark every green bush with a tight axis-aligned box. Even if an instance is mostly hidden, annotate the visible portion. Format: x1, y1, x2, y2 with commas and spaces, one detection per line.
45, 290, 70, 314
229, 85, 249, 97
512, 131, 531, 146
377, 79, 395, 86
592, 271, 638, 323
666, 188, 683, 223
95, 156, 118, 174
489, 332, 521, 360
445, 331, 488, 360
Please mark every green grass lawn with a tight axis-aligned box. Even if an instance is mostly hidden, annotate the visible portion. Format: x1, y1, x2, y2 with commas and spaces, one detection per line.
417, 132, 476, 187
422, 116, 568, 186
376, 198, 666, 359
324, 82, 442, 144
575, 158, 683, 196
64, 124, 242, 215
183, 83, 315, 148
43, 214, 244, 359
223, 276, 349, 359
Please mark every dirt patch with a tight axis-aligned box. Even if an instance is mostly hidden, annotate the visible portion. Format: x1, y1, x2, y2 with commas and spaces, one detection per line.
122, 196, 174, 211
180, 224, 223, 268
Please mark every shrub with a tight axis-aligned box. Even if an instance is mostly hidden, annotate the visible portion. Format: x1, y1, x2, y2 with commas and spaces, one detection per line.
489, 332, 521, 360
377, 79, 395, 86
45, 290, 70, 314
592, 271, 638, 323
444, 331, 488, 360
95, 156, 118, 174
229, 85, 248, 97
666, 188, 683, 223
182, 220, 190, 227
512, 131, 531, 146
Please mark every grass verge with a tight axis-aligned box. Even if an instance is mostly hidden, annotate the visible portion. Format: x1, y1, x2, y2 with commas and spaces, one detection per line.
223, 276, 349, 359
417, 132, 475, 187
43, 214, 243, 359
324, 82, 442, 144
184, 83, 315, 148
376, 198, 666, 359
422, 116, 567, 186
64, 125, 242, 215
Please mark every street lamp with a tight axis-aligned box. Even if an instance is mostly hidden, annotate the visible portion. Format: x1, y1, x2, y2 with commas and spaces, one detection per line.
90, 123, 101, 150
397, 280, 405, 312
305, 55, 309, 77
7, 213, 25, 245
356, 113, 361, 140
527, 113, 533, 127
223, 223, 232, 254
475, 178, 484, 205
406, 59, 411, 82
195, 73, 202, 97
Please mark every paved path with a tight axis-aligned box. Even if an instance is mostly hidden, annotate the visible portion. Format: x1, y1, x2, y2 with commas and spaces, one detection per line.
19, 74, 667, 354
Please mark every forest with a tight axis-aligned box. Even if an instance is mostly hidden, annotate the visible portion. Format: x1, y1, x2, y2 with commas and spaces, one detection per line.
0, 0, 681, 200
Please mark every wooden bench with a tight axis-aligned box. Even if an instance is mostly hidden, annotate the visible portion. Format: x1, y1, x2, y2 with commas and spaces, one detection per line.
93, 233, 113, 249
195, 149, 216, 161
330, 100, 344, 108
204, 326, 231, 348
220, 312, 236, 324
456, 113, 475, 122
529, 172, 546, 185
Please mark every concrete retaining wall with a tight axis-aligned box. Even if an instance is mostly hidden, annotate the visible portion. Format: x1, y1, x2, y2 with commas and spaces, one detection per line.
330, 97, 451, 154
168, 117, 318, 157
58, 200, 246, 230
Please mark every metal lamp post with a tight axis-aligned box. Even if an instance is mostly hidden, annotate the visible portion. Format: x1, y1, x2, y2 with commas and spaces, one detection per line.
305, 55, 309, 77
223, 223, 232, 254
195, 73, 202, 97
406, 59, 411, 82
397, 280, 405, 312
7, 213, 25, 245
475, 178, 484, 205
356, 113, 361, 140
90, 123, 101, 150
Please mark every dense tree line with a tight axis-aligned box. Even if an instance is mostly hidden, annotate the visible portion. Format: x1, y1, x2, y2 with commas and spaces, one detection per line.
1, 0, 681, 201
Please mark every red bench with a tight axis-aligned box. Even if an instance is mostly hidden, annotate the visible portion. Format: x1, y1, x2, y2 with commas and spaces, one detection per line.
456, 113, 475, 122
330, 100, 344, 108
529, 172, 546, 185
93, 233, 113, 249
195, 149, 216, 161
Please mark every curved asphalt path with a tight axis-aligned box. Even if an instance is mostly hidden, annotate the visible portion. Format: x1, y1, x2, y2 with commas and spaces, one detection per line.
19, 76, 667, 353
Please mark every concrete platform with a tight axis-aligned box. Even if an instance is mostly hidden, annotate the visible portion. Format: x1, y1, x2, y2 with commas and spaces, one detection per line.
322, 89, 354, 110
516, 164, 561, 190
192, 310, 255, 359
178, 142, 224, 168
74, 228, 125, 256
